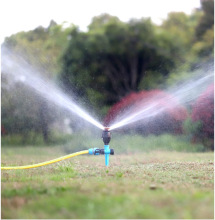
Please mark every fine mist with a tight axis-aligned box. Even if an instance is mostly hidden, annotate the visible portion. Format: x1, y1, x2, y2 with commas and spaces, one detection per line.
1, 46, 214, 133
109, 71, 213, 131
1, 47, 104, 131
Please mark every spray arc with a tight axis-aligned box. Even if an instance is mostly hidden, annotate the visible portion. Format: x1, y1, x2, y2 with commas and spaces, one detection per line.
88, 127, 114, 166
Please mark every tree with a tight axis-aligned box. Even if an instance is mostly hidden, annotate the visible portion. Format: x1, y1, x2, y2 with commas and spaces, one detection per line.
3, 20, 74, 79
191, 84, 214, 149
2, 21, 74, 142
159, 8, 213, 88
196, 0, 214, 39
191, 25, 214, 67
190, 0, 214, 69
61, 14, 185, 115
1, 77, 53, 142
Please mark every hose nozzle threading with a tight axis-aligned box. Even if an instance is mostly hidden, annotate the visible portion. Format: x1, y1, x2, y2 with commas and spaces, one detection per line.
102, 127, 111, 145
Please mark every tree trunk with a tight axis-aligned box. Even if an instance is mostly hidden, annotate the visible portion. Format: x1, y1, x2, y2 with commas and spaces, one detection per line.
130, 56, 138, 90
39, 100, 49, 143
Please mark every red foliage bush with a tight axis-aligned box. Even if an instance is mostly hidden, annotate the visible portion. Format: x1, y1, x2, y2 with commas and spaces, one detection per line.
1, 125, 6, 135
104, 90, 188, 134
191, 84, 214, 141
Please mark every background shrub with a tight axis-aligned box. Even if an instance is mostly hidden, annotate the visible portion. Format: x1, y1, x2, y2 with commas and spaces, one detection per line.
104, 90, 188, 135
191, 83, 214, 149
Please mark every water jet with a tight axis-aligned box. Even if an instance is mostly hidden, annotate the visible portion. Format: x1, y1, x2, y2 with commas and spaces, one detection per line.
1, 47, 213, 169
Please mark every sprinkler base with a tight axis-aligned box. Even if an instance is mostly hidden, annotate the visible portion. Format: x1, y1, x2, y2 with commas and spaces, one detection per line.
88, 148, 114, 155
88, 147, 114, 166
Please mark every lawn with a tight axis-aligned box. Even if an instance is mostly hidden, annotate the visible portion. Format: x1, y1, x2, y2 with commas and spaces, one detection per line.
1, 136, 214, 219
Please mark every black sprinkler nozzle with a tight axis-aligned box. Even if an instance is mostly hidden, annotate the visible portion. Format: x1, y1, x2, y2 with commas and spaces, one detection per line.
102, 128, 111, 145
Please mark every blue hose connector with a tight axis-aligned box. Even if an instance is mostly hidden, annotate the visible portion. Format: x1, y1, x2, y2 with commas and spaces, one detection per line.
104, 145, 110, 166
88, 146, 114, 166
88, 148, 99, 155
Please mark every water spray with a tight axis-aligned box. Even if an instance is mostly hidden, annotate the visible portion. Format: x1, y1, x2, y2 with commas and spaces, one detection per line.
2, 47, 213, 170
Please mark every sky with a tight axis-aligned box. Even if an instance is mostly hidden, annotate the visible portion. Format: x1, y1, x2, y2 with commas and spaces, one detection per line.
0, 0, 201, 43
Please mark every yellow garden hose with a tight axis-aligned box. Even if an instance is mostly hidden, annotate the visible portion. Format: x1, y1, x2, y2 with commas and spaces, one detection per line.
1, 150, 89, 170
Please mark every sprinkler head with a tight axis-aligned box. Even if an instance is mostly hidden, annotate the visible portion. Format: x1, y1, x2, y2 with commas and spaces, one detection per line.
102, 127, 111, 145
87, 127, 114, 166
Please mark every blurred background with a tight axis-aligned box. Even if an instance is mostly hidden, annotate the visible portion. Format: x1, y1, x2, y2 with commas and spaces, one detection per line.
1, 0, 214, 152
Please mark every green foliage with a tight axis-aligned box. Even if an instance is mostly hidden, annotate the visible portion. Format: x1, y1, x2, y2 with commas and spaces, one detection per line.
2, 21, 75, 141
183, 117, 202, 136
191, 26, 214, 65
3, 20, 74, 79
61, 15, 185, 115
165, 70, 197, 87
138, 71, 165, 90
58, 132, 206, 153
60, 9, 213, 116
2, 82, 44, 134
1, 132, 73, 146
1, 80, 58, 143
111, 133, 205, 153
191, 0, 214, 68
191, 84, 214, 150
2, 132, 206, 152
196, 0, 214, 39
1, 133, 44, 146
162, 12, 197, 61
1, 0, 214, 142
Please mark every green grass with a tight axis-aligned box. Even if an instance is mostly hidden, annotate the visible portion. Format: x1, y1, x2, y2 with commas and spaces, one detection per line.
55, 132, 206, 154
111, 133, 205, 153
1, 139, 214, 219
2, 132, 206, 152
1, 132, 73, 146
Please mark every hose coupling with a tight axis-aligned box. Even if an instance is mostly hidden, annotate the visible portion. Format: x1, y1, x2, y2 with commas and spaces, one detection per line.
95, 148, 114, 155
88, 148, 114, 155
